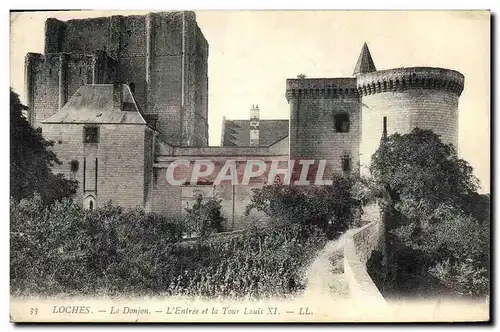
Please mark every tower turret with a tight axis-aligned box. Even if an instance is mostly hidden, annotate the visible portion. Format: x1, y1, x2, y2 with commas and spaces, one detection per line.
357, 67, 464, 174
353, 42, 377, 75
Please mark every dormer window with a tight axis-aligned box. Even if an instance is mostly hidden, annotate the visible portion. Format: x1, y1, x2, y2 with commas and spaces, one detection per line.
334, 113, 350, 133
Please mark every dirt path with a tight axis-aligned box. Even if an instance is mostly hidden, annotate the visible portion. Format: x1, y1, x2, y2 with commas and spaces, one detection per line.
302, 234, 349, 299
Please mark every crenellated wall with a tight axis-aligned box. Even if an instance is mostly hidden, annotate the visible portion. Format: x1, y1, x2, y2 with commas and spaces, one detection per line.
285, 66, 464, 177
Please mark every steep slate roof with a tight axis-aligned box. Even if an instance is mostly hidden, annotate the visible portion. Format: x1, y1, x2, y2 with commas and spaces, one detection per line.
353, 42, 377, 75
221, 119, 289, 147
42, 84, 148, 125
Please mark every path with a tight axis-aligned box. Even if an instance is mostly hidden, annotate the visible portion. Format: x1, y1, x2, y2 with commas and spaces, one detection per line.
302, 234, 349, 299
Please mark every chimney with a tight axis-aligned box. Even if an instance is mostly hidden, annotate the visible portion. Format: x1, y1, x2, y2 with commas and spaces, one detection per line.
250, 105, 260, 146
113, 83, 123, 111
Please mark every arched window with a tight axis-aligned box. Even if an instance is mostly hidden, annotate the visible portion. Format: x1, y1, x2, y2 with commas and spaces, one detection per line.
334, 113, 350, 133
84, 195, 96, 211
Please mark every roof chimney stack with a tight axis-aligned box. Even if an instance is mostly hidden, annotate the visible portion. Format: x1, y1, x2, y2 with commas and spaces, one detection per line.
250, 104, 260, 147
113, 83, 123, 111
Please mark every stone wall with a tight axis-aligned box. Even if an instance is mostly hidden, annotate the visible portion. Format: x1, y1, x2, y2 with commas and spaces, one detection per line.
343, 221, 386, 304
36, 11, 208, 146
25, 52, 118, 128
286, 78, 361, 176
357, 67, 464, 173
151, 151, 289, 230
41, 122, 151, 209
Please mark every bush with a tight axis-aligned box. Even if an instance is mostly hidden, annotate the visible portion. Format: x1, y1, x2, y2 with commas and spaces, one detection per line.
11, 196, 326, 299
150, 224, 327, 299
429, 259, 489, 297
245, 175, 363, 237
184, 193, 226, 238
10, 89, 78, 205
10, 196, 185, 296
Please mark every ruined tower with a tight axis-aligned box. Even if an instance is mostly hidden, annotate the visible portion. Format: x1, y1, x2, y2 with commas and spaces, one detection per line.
25, 11, 209, 147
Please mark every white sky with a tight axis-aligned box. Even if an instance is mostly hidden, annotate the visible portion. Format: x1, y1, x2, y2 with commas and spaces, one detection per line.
10, 10, 490, 192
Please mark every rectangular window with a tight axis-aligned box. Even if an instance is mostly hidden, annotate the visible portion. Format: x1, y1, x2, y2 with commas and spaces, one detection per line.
334, 113, 350, 133
83, 127, 99, 143
342, 155, 352, 173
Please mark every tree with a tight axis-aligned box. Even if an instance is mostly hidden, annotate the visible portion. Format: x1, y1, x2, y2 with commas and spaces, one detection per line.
370, 128, 478, 220
245, 175, 363, 237
10, 89, 78, 204
369, 128, 489, 296
184, 193, 226, 238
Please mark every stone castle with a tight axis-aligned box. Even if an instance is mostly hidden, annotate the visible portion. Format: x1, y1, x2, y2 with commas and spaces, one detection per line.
25, 11, 465, 229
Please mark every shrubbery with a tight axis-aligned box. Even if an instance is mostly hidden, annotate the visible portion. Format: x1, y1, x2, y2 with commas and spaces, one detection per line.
11, 195, 326, 298
184, 193, 226, 238
245, 175, 364, 238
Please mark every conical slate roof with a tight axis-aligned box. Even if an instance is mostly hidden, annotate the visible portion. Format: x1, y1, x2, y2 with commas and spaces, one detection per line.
353, 43, 377, 75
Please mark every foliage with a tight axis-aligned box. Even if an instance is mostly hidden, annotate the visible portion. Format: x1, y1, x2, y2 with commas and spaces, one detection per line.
368, 128, 489, 297
184, 193, 226, 238
151, 224, 327, 299
10, 89, 78, 205
245, 175, 363, 236
11, 197, 326, 298
429, 259, 489, 297
370, 128, 479, 215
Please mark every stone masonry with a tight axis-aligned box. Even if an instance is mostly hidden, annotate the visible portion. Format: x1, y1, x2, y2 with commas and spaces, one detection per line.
26, 13, 465, 230
26, 11, 209, 146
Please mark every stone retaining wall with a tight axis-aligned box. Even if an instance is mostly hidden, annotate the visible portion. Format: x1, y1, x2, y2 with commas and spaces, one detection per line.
343, 221, 386, 305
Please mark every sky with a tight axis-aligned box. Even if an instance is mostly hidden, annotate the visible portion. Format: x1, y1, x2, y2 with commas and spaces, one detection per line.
10, 10, 490, 192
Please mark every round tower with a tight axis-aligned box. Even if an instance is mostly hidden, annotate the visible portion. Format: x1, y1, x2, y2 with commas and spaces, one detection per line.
357, 67, 464, 172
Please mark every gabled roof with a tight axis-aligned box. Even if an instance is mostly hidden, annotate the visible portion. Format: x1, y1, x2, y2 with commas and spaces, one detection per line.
221, 119, 289, 147
353, 43, 377, 75
41, 84, 148, 125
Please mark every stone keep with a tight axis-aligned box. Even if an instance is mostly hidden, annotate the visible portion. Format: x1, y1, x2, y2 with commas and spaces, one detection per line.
25, 11, 209, 147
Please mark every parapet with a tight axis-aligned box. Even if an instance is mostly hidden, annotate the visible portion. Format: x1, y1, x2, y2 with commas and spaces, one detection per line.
285, 77, 358, 101
356, 67, 465, 97
156, 146, 287, 159
25, 52, 45, 67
